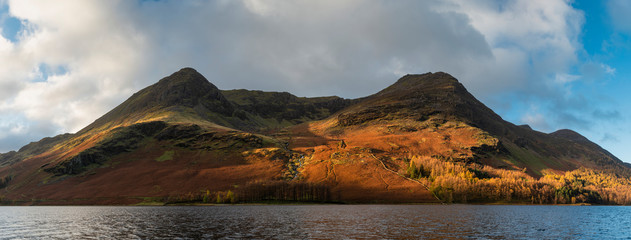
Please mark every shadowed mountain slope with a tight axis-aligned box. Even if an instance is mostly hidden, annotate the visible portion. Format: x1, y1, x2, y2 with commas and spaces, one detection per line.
222, 89, 354, 130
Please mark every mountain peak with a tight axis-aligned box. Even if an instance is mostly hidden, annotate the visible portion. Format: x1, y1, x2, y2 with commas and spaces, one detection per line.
379, 72, 462, 96
158, 67, 206, 86
550, 129, 591, 143
176, 67, 197, 73
401, 72, 459, 85
397, 72, 459, 84
336, 72, 494, 127
150, 67, 224, 108
78, 68, 234, 133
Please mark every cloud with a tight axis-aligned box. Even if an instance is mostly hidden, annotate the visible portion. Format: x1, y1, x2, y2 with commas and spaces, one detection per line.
432, 1, 619, 136
0, 111, 61, 151
601, 133, 620, 143
131, 0, 494, 98
0, 0, 617, 153
580, 62, 616, 82
520, 112, 551, 131
592, 109, 622, 121
608, 0, 631, 33
1, 0, 146, 129
556, 111, 591, 130
439, 0, 583, 92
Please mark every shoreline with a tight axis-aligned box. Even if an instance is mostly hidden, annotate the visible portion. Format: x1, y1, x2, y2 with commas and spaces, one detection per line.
0, 200, 601, 207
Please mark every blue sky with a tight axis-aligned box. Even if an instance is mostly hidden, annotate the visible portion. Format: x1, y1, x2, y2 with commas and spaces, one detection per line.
574, 0, 631, 162
0, 0, 630, 163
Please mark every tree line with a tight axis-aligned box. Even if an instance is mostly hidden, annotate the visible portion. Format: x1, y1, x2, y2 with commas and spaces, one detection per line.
406, 155, 631, 205
163, 181, 335, 204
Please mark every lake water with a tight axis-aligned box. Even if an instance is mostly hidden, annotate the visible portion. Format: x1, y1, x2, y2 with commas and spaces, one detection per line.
0, 205, 629, 239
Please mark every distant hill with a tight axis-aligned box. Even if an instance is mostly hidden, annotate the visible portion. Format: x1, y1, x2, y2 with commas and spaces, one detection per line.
0, 68, 629, 205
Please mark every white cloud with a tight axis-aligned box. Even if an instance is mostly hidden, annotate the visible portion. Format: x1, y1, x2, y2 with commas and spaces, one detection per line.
0, 0, 148, 134
437, 0, 584, 95
128, 0, 495, 98
521, 112, 551, 131
603, 64, 616, 75
555, 73, 581, 84
0, 0, 613, 153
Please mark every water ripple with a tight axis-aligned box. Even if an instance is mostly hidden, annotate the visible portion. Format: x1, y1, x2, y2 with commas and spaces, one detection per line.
0, 205, 630, 239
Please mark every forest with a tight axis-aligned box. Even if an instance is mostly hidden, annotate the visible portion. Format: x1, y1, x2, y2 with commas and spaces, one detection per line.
406, 155, 631, 205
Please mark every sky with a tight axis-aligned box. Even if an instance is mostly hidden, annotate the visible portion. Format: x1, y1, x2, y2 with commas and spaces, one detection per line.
0, 0, 629, 162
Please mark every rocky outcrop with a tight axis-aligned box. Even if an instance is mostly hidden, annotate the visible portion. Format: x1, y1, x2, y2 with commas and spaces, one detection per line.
222, 89, 353, 127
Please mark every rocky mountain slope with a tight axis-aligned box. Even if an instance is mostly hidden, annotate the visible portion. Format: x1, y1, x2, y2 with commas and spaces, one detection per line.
0, 68, 628, 205
319, 73, 628, 176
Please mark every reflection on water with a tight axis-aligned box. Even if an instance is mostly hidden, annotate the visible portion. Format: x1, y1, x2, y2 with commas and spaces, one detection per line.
0, 205, 630, 239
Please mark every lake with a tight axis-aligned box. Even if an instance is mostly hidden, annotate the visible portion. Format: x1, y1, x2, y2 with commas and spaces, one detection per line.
0, 205, 629, 239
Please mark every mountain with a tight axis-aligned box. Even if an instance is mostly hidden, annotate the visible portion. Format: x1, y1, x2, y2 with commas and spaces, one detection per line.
279, 73, 631, 203
291, 73, 627, 174
78, 67, 235, 133
0, 68, 629, 205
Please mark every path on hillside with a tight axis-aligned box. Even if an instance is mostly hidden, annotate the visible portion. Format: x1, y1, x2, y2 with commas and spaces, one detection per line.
370, 154, 444, 203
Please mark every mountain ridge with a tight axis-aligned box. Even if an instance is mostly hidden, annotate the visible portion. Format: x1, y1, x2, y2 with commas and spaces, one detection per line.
0, 68, 629, 205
